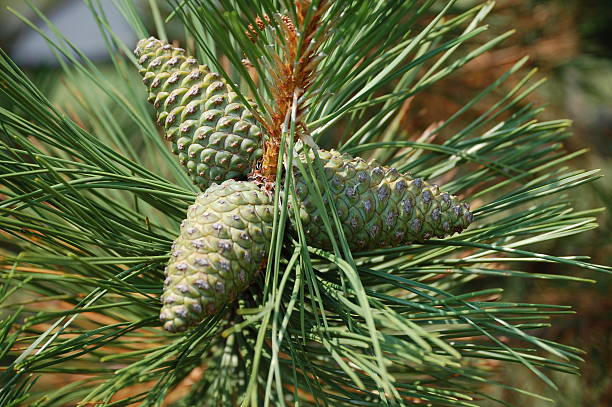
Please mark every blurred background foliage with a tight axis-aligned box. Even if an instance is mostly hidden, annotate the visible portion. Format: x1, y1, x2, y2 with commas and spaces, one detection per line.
0, 0, 609, 406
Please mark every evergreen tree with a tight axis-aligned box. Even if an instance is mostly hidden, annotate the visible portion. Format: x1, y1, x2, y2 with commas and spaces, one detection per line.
0, 1, 608, 406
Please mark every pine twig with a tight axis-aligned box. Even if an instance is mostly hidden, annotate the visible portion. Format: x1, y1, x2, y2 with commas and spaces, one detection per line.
250, 0, 330, 182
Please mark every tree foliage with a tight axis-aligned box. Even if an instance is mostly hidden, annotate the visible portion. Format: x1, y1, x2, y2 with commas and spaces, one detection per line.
0, 1, 608, 406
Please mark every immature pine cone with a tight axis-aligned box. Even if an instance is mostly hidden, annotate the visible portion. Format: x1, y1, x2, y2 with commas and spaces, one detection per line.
289, 149, 473, 250
134, 37, 263, 190
160, 180, 274, 332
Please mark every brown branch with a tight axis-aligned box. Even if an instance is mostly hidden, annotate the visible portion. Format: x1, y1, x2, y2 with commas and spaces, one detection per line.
248, 0, 330, 182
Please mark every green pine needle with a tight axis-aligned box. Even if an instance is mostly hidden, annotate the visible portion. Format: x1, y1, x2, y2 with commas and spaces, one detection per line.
0, 1, 607, 406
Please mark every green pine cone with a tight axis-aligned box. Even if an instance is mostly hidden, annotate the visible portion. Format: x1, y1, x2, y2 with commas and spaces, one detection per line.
160, 180, 274, 332
289, 149, 473, 250
134, 37, 263, 189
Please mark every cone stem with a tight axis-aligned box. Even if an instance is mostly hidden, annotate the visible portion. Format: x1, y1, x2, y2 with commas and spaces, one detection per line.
255, 0, 329, 182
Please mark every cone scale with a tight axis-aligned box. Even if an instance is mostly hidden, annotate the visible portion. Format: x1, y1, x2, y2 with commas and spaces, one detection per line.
134, 37, 263, 190
289, 149, 473, 250
160, 180, 274, 332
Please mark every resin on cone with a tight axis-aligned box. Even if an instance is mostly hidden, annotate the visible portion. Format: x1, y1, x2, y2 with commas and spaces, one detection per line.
290, 149, 473, 250
134, 37, 263, 190
160, 180, 274, 332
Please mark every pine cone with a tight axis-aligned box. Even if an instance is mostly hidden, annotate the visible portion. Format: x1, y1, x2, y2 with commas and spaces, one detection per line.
289, 149, 473, 250
134, 37, 263, 189
160, 180, 274, 332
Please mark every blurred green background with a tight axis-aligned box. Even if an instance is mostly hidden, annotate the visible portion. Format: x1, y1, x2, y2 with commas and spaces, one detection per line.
0, 0, 610, 406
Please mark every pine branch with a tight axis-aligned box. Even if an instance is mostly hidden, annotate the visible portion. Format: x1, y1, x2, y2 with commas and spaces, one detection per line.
248, 0, 331, 181
0, 1, 607, 406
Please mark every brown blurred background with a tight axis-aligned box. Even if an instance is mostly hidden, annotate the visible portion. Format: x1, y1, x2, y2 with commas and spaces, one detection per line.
401, 1, 612, 405
0, 0, 610, 405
